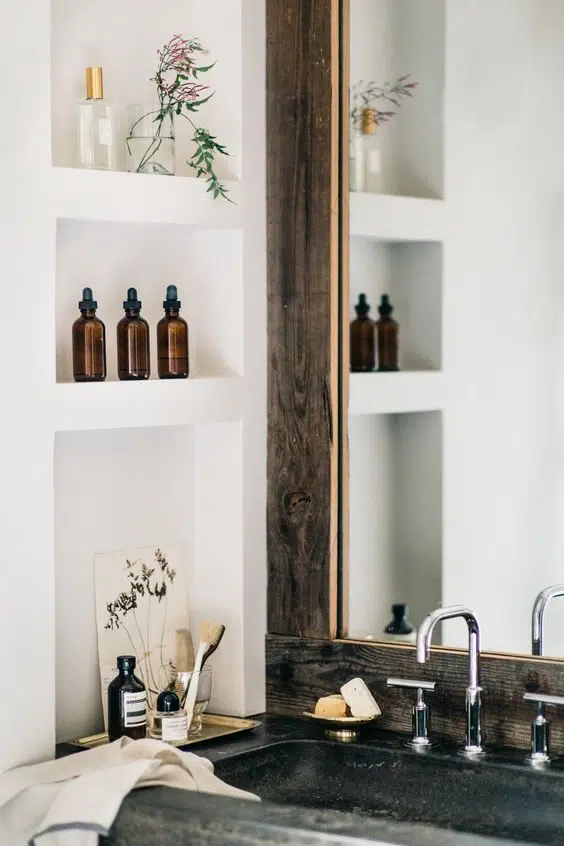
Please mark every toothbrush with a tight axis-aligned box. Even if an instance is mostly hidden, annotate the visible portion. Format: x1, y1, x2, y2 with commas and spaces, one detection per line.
182, 621, 225, 724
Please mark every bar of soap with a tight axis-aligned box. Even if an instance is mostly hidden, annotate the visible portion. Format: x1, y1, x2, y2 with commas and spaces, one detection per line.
314, 694, 350, 717
340, 678, 381, 718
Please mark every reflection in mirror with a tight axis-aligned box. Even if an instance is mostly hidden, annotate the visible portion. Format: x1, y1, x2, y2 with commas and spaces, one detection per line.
343, 0, 564, 658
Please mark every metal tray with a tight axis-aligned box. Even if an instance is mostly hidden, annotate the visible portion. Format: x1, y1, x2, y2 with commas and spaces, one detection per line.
72, 714, 261, 750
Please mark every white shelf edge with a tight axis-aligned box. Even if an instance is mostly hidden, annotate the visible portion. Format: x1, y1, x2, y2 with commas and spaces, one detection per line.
52, 166, 242, 228
54, 375, 243, 432
350, 193, 446, 242
349, 371, 444, 416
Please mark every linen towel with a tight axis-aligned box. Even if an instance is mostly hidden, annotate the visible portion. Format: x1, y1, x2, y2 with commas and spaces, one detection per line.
0, 736, 258, 846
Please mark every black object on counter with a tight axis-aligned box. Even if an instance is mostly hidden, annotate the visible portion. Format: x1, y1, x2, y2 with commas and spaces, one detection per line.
384, 603, 415, 641
107, 655, 147, 742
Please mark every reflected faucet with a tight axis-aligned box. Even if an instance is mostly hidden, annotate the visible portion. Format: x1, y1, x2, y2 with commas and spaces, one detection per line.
416, 604, 484, 755
531, 585, 564, 656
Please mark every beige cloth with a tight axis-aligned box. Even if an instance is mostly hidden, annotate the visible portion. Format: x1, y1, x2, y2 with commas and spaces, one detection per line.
0, 736, 258, 846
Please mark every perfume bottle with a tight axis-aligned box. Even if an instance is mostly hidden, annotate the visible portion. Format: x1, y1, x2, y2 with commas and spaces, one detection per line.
77, 66, 118, 171
72, 287, 106, 382
117, 288, 151, 380
350, 293, 375, 372
107, 655, 147, 742
350, 107, 380, 193
157, 285, 189, 379
384, 603, 416, 644
149, 690, 188, 745
376, 294, 399, 372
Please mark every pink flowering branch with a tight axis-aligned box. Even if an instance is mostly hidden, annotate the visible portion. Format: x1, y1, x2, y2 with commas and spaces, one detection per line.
141, 35, 231, 201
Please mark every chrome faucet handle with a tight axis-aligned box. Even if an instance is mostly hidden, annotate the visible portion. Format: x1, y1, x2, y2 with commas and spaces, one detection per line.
387, 677, 437, 748
523, 691, 564, 764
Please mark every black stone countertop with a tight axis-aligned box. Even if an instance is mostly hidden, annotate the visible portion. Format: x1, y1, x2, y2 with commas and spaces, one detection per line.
68, 715, 540, 846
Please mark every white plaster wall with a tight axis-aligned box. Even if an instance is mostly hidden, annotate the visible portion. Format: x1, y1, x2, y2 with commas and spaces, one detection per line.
442, 0, 564, 654
0, 0, 265, 768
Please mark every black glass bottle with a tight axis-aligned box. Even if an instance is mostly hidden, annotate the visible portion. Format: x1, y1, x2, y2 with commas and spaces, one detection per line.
117, 288, 150, 380
157, 285, 189, 379
384, 604, 415, 643
72, 287, 106, 382
107, 655, 147, 742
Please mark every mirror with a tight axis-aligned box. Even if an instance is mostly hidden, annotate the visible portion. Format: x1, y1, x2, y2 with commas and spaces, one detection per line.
342, 0, 564, 658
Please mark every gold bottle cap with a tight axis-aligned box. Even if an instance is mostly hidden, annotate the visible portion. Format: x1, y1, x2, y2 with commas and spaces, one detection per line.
360, 107, 377, 135
85, 66, 104, 100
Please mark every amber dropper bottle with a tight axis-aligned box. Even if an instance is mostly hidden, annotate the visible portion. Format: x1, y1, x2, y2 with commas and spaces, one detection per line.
376, 294, 399, 372
157, 285, 189, 379
72, 287, 106, 382
350, 293, 375, 372
117, 287, 151, 380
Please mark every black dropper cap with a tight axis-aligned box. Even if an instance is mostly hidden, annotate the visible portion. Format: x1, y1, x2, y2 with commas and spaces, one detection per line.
78, 287, 97, 311
354, 293, 371, 317
163, 284, 181, 311
117, 655, 136, 672
123, 287, 142, 311
156, 690, 180, 713
378, 294, 394, 318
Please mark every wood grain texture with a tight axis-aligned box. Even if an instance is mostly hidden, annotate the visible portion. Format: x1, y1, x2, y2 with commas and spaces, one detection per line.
266, 0, 340, 637
266, 634, 564, 750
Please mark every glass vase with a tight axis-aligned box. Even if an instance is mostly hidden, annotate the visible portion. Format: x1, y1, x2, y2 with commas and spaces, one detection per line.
126, 106, 175, 176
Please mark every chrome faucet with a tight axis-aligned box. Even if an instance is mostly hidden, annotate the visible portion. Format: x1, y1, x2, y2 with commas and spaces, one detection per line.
416, 604, 484, 755
531, 584, 564, 656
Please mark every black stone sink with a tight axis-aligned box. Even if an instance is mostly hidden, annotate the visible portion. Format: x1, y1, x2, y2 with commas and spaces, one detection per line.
214, 738, 564, 844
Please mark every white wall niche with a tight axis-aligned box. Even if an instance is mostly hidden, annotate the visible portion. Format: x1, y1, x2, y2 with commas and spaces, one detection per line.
350, 239, 443, 374
348, 410, 443, 642
56, 218, 242, 385
50, 0, 242, 180
350, 0, 445, 199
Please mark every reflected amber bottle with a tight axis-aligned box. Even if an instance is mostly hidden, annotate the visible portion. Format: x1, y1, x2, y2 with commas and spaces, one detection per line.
72, 287, 106, 382
376, 294, 399, 372
157, 285, 189, 379
117, 287, 150, 380
350, 293, 375, 372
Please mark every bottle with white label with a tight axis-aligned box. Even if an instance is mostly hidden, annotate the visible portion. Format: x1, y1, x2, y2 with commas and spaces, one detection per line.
149, 690, 189, 745
77, 66, 119, 171
350, 107, 380, 193
107, 655, 147, 741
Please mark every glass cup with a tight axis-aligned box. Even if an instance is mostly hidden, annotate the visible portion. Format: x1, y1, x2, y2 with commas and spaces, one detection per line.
175, 666, 212, 737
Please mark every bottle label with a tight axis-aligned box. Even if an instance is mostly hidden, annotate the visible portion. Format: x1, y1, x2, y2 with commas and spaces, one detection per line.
162, 714, 189, 742
123, 691, 147, 727
98, 118, 113, 146
369, 149, 381, 174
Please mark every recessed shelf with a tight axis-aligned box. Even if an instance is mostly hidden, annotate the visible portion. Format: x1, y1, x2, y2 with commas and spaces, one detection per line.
54, 376, 243, 432
349, 371, 443, 415
53, 167, 241, 227
350, 193, 446, 242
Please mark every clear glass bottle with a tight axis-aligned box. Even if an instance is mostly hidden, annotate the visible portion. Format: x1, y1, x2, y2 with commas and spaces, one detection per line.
72, 287, 106, 382
376, 294, 399, 372
78, 66, 119, 171
149, 690, 188, 745
107, 655, 147, 742
117, 288, 151, 380
350, 293, 375, 372
384, 603, 416, 644
350, 107, 380, 193
157, 285, 189, 379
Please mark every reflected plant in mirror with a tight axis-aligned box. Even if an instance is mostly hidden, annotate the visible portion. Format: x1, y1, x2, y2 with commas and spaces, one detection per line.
126, 34, 231, 201
349, 75, 418, 193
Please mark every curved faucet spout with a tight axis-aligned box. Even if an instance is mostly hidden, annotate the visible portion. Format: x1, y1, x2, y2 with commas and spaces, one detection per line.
416, 605, 481, 688
416, 604, 483, 754
531, 585, 564, 656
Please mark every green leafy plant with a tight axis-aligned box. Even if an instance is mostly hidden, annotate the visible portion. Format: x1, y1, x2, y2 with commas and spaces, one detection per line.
350, 75, 418, 130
